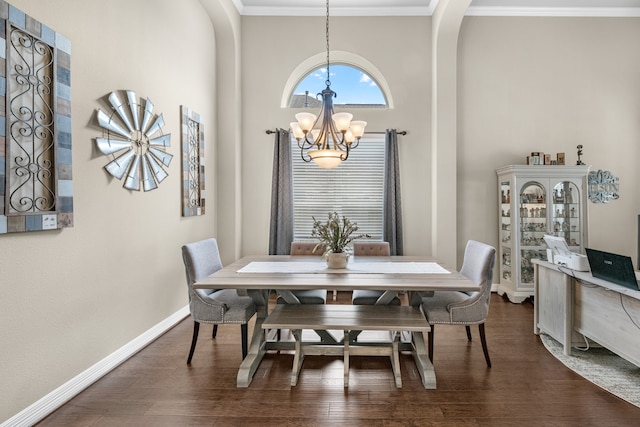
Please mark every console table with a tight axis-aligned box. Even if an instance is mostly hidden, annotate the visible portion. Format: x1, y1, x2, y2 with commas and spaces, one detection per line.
533, 259, 640, 367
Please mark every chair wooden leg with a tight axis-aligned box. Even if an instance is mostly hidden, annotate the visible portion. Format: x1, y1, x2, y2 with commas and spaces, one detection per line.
478, 323, 491, 368
427, 326, 434, 363
187, 321, 200, 364
212, 324, 218, 338
241, 324, 249, 359
465, 325, 472, 341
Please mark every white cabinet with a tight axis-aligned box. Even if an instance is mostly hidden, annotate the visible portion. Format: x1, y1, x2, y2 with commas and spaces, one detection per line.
496, 165, 589, 303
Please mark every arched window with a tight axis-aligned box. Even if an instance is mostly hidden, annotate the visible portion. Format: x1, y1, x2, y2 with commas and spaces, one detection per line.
289, 64, 388, 108
284, 55, 393, 242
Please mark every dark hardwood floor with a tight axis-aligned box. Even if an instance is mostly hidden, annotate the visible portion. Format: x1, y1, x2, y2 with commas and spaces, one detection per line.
38, 293, 640, 426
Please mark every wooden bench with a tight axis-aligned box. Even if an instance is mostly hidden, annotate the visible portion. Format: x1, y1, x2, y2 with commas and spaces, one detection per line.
261, 304, 431, 388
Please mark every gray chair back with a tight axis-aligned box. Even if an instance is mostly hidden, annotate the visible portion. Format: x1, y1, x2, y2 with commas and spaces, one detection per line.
450, 240, 496, 322
182, 238, 226, 322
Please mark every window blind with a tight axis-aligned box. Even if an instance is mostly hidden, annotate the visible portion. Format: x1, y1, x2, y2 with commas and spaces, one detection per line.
291, 135, 385, 241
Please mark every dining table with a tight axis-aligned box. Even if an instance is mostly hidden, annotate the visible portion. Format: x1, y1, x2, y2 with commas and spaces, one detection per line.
193, 254, 479, 388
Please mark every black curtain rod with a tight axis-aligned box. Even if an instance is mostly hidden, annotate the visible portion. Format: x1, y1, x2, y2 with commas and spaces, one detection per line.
366, 131, 407, 135
265, 129, 407, 136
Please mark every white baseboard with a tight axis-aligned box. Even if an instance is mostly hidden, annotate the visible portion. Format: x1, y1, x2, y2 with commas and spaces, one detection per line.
1, 306, 190, 427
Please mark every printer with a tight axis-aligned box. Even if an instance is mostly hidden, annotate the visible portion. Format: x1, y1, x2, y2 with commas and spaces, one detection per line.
543, 235, 590, 271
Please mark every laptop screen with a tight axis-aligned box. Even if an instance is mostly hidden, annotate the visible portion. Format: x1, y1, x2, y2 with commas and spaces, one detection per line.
585, 248, 639, 291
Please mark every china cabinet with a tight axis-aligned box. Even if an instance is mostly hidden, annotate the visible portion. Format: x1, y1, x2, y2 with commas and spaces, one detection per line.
496, 165, 589, 303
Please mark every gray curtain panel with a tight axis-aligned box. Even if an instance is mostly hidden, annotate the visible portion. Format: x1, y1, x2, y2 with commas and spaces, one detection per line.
383, 129, 404, 256
269, 128, 294, 255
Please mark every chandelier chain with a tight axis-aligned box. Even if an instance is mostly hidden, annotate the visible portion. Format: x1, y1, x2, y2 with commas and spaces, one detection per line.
325, 0, 330, 88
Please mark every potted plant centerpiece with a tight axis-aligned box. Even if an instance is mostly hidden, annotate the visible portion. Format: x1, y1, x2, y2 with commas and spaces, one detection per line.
311, 212, 369, 269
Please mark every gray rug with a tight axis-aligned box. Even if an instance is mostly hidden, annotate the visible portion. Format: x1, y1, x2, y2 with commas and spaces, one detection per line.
541, 333, 640, 408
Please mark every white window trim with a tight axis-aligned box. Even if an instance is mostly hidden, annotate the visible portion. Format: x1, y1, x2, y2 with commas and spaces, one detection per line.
281, 50, 394, 109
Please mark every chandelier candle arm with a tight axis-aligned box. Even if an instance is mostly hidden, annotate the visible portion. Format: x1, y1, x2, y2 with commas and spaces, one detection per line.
290, 0, 367, 169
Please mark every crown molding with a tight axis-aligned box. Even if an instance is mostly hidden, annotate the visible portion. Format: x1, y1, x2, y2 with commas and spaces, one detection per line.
239, 6, 434, 17
466, 6, 640, 17
229, 0, 640, 18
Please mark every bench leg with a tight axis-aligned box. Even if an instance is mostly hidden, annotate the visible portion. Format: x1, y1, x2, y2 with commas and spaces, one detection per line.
291, 329, 304, 386
389, 331, 402, 388
343, 330, 350, 387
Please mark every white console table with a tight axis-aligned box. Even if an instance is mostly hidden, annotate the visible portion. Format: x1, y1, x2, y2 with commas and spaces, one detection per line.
533, 259, 640, 367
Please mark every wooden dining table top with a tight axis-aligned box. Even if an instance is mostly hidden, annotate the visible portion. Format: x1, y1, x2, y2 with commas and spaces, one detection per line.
193, 255, 479, 293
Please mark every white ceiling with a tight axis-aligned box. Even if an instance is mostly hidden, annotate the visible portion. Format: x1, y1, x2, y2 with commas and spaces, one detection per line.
233, 0, 640, 16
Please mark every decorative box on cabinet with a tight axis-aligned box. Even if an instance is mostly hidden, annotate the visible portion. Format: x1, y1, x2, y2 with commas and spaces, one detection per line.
496, 165, 589, 303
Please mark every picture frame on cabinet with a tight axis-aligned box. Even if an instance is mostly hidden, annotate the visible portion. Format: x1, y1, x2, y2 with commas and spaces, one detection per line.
557, 153, 565, 165
530, 152, 541, 165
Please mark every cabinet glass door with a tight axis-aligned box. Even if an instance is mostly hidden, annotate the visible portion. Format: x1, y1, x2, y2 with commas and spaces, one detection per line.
520, 182, 547, 284
500, 181, 512, 281
551, 181, 581, 249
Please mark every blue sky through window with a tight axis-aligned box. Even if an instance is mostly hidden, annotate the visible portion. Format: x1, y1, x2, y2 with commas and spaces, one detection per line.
293, 64, 386, 105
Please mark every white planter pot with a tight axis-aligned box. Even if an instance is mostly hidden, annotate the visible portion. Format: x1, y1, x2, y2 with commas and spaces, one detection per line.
326, 252, 349, 269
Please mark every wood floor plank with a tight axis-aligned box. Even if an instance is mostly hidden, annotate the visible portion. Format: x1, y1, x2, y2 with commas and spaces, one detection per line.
36, 292, 640, 426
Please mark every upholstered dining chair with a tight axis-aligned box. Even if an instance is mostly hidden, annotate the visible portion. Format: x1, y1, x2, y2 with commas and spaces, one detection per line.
351, 241, 401, 305
273, 242, 329, 340
284, 242, 328, 304
182, 238, 257, 363
421, 240, 496, 367
292, 241, 339, 301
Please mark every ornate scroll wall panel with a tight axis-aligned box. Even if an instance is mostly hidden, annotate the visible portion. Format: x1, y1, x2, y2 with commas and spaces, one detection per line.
95, 91, 172, 191
180, 106, 205, 216
0, 1, 73, 234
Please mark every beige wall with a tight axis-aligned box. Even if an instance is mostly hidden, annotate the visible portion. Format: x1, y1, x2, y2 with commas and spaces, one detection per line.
2, 1, 640, 423
0, 0, 221, 421
240, 16, 433, 257
458, 17, 640, 263
241, 13, 640, 266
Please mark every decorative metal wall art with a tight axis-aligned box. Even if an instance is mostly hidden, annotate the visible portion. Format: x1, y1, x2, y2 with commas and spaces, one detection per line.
588, 169, 619, 203
0, 2, 73, 234
95, 90, 172, 191
180, 106, 205, 216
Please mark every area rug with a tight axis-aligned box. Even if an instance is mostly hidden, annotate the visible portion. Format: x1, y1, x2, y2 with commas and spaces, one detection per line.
540, 334, 640, 408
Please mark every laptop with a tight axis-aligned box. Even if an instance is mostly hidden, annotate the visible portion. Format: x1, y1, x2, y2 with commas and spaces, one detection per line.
585, 248, 640, 291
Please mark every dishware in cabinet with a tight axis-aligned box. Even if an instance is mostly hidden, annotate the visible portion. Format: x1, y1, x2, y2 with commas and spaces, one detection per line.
496, 165, 589, 303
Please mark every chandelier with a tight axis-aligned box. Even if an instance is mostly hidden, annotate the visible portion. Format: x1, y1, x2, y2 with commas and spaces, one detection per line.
290, 0, 367, 169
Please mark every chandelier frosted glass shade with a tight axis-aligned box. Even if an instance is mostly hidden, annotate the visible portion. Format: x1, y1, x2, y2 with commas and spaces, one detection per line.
294, 112, 316, 133
331, 112, 353, 131
308, 148, 344, 169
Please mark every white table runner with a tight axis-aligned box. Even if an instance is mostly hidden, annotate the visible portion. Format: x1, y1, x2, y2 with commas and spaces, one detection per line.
237, 261, 450, 274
